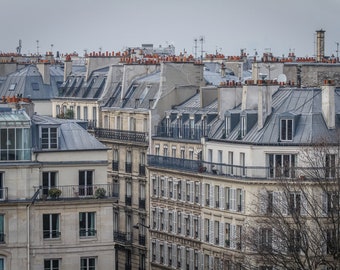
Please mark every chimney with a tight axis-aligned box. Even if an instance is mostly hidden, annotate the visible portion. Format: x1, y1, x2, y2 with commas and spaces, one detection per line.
64, 54, 72, 82
316, 29, 326, 62
220, 62, 226, 77
321, 80, 335, 129
218, 82, 242, 116
37, 62, 50, 85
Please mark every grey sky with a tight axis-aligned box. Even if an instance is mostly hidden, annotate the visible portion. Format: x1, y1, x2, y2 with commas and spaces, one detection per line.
1, 0, 339, 57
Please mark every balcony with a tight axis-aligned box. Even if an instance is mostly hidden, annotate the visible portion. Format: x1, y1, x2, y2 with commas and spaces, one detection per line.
95, 128, 148, 143
148, 155, 307, 180
125, 162, 132, 173
34, 184, 114, 200
154, 125, 210, 141
113, 231, 132, 245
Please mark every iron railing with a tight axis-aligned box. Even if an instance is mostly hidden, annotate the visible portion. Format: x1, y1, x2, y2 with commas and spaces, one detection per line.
95, 128, 148, 143
34, 184, 114, 200
154, 125, 210, 140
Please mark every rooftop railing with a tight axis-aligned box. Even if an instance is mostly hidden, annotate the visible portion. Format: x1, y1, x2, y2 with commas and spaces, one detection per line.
154, 125, 210, 140
147, 155, 327, 180
95, 128, 148, 143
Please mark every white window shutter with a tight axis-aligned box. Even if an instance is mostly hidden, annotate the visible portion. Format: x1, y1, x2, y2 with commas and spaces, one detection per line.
190, 214, 194, 238
173, 211, 177, 234
230, 224, 236, 249
259, 189, 268, 214
164, 177, 168, 198
182, 180, 186, 202
230, 188, 236, 211
209, 256, 214, 269
201, 217, 205, 242
241, 190, 245, 213
172, 244, 177, 267
219, 222, 225, 247
181, 246, 186, 268
164, 209, 168, 231
156, 240, 160, 263
210, 185, 214, 208
164, 242, 168, 266
201, 183, 205, 206
209, 220, 214, 244
190, 181, 194, 203
220, 187, 225, 210
173, 180, 178, 200
189, 248, 194, 269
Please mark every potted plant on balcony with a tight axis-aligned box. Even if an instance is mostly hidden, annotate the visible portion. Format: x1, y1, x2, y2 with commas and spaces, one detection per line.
95, 187, 106, 199
48, 188, 62, 199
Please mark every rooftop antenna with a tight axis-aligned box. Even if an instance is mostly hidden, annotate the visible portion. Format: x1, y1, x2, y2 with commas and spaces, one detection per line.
16, 39, 22, 54
336, 42, 339, 61
50, 44, 54, 54
199, 36, 205, 60
194, 38, 198, 59
36, 40, 39, 55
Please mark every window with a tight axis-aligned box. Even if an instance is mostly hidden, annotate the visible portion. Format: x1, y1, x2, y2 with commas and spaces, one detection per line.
126, 181, 132, 205
112, 149, 119, 171
259, 228, 272, 251
43, 214, 60, 239
1, 127, 31, 160
225, 223, 231, 247
163, 145, 168, 157
280, 119, 293, 141
56, 105, 60, 116
126, 150, 132, 173
77, 106, 81, 120
288, 229, 301, 253
83, 107, 88, 120
240, 116, 246, 138
268, 154, 296, 178
0, 214, 4, 243
240, 152, 245, 176
155, 145, 160, 156
189, 149, 194, 160
9, 83, 16, 91
129, 117, 136, 131
171, 147, 176, 158
32, 82, 40, 91
325, 154, 336, 178
214, 221, 220, 244
180, 147, 185, 159
0, 173, 4, 201
225, 115, 231, 136
41, 127, 58, 149
44, 259, 60, 270
228, 151, 234, 175
42, 172, 57, 196
215, 186, 220, 208
289, 192, 301, 215
79, 212, 96, 237
236, 189, 243, 212
79, 170, 93, 196
116, 116, 121, 129
326, 228, 337, 254
92, 107, 97, 126
80, 257, 96, 270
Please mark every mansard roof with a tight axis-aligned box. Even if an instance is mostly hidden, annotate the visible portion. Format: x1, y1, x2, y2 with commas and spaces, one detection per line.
31, 115, 107, 151
0, 65, 63, 100
212, 87, 340, 145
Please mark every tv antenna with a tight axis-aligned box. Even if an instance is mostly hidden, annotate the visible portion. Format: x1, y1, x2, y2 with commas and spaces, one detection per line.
16, 39, 22, 54
36, 40, 39, 55
193, 38, 198, 59
199, 36, 205, 60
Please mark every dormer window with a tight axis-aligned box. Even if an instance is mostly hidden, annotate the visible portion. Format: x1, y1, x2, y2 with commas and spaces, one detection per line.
240, 116, 246, 138
225, 116, 231, 136
41, 127, 58, 149
9, 83, 16, 91
280, 119, 293, 141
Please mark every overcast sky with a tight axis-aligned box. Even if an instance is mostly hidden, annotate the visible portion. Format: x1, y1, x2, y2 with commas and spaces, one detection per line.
1, 0, 339, 58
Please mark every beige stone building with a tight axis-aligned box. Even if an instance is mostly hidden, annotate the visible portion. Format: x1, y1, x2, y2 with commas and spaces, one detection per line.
0, 109, 114, 270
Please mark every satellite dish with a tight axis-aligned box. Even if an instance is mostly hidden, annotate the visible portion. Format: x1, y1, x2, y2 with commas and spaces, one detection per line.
277, 74, 287, 84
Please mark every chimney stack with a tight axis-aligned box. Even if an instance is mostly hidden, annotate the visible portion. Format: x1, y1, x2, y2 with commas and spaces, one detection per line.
322, 80, 335, 129
64, 55, 72, 82
316, 29, 326, 62
37, 62, 51, 85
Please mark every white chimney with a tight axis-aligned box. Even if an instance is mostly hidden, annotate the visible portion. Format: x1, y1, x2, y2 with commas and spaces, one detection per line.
322, 80, 335, 129
37, 62, 50, 85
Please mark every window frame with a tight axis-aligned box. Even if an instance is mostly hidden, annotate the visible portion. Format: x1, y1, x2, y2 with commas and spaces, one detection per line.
41, 126, 58, 150
280, 118, 293, 141
43, 213, 60, 239
79, 212, 96, 237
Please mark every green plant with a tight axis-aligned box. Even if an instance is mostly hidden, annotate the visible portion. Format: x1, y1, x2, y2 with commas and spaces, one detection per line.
48, 188, 62, 198
95, 187, 106, 198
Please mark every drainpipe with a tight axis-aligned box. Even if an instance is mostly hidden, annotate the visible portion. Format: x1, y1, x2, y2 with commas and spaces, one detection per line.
26, 187, 42, 270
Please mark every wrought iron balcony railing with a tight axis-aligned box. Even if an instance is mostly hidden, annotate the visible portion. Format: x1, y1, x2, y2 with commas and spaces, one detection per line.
113, 231, 132, 245
154, 125, 210, 141
95, 128, 148, 143
34, 184, 115, 200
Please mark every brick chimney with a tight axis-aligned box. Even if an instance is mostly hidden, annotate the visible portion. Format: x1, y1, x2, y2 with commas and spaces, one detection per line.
322, 80, 335, 129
